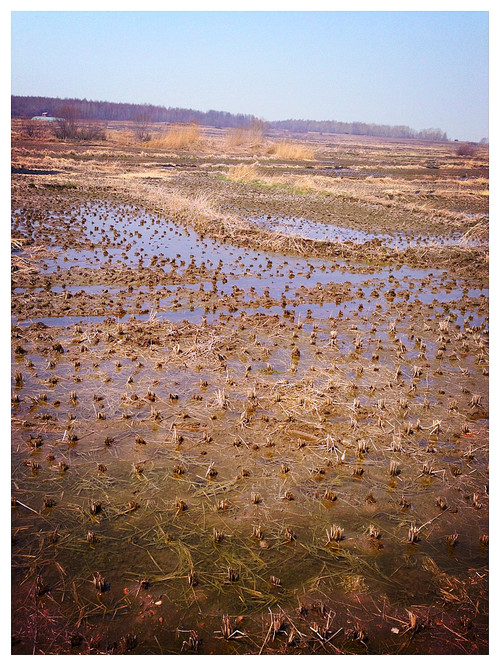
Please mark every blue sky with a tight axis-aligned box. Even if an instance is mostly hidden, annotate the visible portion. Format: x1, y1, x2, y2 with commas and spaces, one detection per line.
11, 10, 489, 141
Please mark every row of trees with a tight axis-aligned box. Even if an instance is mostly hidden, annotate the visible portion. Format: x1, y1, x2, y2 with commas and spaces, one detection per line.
11, 95, 449, 142
11, 96, 258, 129
270, 118, 448, 142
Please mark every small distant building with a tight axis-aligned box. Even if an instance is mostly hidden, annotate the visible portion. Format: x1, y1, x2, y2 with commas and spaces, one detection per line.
31, 112, 62, 122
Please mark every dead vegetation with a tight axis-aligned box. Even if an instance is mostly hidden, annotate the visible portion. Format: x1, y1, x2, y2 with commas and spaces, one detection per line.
267, 140, 316, 160
10, 119, 488, 655
147, 122, 201, 150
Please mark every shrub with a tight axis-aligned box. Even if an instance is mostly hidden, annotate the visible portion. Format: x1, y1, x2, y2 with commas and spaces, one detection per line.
51, 116, 106, 142
455, 143, 477, 157
77, 123, 107, 141
23, 119, 38, 138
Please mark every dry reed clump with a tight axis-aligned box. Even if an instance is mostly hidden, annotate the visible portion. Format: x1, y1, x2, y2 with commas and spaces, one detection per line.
134, 183, 233, 232
267, 141, 316, 160
459, 219, 489, 247
226, 163, 261, 183
225, 121, 264, 149
148, 123, 201, 150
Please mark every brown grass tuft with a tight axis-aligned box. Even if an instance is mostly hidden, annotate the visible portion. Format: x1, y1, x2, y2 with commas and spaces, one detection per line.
267, 140, 315, 160
148, 123, 201, 150
227, 163, 261, 183
225, 120, 264, 148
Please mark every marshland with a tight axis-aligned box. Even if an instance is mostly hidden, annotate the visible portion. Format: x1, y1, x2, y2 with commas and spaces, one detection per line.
11, 119, 488, 654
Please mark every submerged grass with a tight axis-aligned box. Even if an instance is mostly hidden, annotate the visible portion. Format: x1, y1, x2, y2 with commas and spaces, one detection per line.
11, 122, 488, 654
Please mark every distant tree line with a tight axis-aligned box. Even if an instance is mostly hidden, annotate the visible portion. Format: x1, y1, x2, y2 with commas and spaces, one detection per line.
270, 118, 448, 142
11, 95, 448, 141
11, 95, 257, 129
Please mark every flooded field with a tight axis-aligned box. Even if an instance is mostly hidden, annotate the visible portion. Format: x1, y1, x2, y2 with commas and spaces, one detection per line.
251, 215, 488, 249
11, 124, 488, 654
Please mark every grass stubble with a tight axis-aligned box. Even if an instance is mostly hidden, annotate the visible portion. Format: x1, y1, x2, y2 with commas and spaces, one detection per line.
11, 119, 488, 654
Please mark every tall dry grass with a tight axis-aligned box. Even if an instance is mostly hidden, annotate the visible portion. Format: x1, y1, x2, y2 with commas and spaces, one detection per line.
458, 219, 489, 247
225, 121, 264, 149
226, 163, 261, 182
267, 141, 315, 160
122, 181, 243, 235
148, 123, 201, 150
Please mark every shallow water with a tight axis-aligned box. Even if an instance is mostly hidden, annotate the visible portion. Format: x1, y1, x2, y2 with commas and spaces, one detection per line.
251, 215, 486, 249
11, 199, 489, 654
17, 203, 460, 277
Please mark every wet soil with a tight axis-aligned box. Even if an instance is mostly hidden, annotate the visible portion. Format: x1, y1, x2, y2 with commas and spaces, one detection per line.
11, 126, 488, 655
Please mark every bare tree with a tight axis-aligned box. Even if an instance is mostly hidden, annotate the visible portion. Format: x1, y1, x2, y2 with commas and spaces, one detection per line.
52, 105, 79, 140
132, 111, 152, 142
23, 119, 38, 138
51, 105, 106, 141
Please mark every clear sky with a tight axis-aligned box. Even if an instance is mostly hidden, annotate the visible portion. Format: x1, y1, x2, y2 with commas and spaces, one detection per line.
11, 9, 489, 141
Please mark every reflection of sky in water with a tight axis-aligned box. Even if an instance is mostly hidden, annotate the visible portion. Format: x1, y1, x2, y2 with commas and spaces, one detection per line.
251, 215, 486, 248
13, 204, 487, 330
20, 204, 459, 276
22, 205, 457, 292
13, 296, 487, 331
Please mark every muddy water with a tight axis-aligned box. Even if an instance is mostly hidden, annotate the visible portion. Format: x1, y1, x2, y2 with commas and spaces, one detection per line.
12, 200, 488, 654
